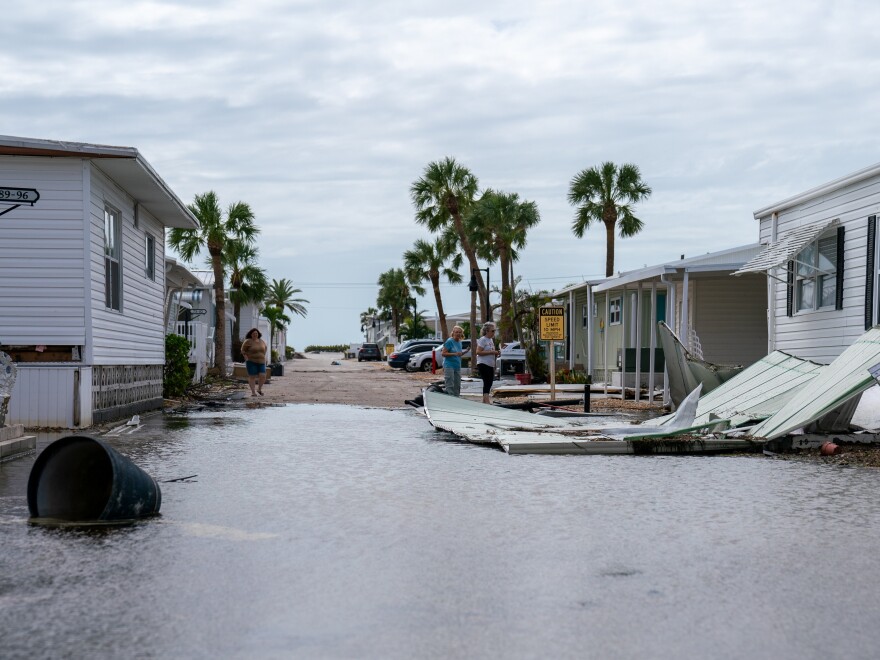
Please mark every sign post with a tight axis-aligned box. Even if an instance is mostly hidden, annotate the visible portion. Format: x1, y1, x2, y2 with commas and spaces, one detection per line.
539, 306, 565, 401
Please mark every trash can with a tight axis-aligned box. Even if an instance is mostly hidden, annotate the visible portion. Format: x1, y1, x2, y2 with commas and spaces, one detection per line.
27, 435, 161, 522
271, 363, 284, 376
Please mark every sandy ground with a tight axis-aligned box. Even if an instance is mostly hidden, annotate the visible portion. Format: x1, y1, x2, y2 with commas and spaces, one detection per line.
254, 352, 440, 408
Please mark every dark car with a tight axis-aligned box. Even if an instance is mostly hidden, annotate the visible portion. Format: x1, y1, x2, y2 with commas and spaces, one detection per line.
357, 343, 383, 362
386, 340, 442, 369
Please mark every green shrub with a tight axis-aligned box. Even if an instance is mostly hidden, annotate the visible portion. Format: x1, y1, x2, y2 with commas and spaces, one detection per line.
164, 334, 192, 398
525, 345, 547, 383
555, 368, 589, 384
271, 349, 280, 364
304, 344, 348, 353
285, 346, 295, 359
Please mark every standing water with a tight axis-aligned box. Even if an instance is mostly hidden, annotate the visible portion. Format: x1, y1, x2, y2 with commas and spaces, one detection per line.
1, 404, 879, 658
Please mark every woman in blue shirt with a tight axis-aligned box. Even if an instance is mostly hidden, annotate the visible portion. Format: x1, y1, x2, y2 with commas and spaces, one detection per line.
441, 325, 466, 396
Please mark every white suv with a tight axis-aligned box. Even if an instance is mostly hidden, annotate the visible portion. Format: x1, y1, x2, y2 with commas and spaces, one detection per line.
407, 340, 472, 372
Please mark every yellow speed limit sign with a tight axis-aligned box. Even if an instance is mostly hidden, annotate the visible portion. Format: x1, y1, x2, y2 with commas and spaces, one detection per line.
539, 306, 565, 341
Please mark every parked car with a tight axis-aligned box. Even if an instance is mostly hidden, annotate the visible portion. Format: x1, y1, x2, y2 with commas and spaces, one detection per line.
387, 340, 442, 369
357, 343, 383, 362
498, 340, 527, 376
409, 340, 472, 371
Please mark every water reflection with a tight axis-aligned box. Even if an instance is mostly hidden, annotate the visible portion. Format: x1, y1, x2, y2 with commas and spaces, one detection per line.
1, 404, 879, 659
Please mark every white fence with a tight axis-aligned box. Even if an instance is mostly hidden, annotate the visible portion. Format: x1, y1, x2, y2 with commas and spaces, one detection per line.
173, 321, 209, 382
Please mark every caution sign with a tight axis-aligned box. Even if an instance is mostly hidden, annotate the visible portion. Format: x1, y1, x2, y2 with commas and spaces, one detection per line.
539, 306, 565, 341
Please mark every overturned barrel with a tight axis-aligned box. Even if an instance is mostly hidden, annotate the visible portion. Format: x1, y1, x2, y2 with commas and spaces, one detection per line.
27, 435, 161, 522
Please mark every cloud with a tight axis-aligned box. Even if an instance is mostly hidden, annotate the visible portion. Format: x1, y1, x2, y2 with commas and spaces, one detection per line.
2, 0, 879, 345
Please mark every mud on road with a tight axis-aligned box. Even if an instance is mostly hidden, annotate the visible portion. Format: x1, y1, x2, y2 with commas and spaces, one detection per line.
257, 352, 439, 408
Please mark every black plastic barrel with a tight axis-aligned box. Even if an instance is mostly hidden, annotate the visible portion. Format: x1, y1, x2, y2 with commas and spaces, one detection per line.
27, 435, 161, 522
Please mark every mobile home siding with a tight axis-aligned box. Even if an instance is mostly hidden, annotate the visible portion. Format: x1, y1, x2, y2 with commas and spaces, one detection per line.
760, 175, 880, 363
0, 156, 87, 345
88, 165, 166, 365
6, 365, 87, 428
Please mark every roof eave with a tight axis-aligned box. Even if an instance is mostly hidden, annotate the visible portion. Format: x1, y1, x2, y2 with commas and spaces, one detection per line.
0, 135, 198, 230
754, 161, 880, 219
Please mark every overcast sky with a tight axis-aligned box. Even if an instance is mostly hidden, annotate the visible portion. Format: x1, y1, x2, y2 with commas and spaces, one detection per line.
3, 1, 879, 348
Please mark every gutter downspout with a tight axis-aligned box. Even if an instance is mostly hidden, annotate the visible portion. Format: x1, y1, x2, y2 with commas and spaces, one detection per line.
568, 290, 575, 369
679, 269, 690, 351
768, 212, 778, 353
659, 273, 674, 406
586, 285, 593, 378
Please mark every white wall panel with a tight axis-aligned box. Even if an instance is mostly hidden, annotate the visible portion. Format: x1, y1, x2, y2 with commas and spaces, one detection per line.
0, 156, 86, 345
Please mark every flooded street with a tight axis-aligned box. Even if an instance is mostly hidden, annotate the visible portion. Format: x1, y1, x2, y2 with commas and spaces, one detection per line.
2, 403, 880, 658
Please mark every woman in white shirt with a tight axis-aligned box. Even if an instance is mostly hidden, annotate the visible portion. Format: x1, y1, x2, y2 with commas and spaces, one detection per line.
475, 322, 501, 404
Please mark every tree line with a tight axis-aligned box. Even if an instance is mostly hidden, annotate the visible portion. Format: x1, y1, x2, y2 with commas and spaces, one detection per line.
168, 191, 309, 374
363, 158, 652, 347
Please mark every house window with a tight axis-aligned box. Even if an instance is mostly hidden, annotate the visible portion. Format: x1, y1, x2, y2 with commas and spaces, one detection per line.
582, 304, 588, 328
795, 231, 838, 312
145, 234, 156, 280
609, 297, 622, 325
104, 206, 122, 310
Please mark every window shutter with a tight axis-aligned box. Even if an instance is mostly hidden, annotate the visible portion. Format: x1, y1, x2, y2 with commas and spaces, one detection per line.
867, 215, 877, 329
835, 225, 845, 310
786, 260, 794, 317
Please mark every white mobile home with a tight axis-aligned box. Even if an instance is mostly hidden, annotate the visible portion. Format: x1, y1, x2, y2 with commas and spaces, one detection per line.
553, 244, 767, 399
735, 162, 880, 362
0, 135, 198, 427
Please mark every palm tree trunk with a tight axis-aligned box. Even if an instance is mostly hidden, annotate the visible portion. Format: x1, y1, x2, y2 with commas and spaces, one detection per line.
430, 274, 449, 340
232, 298, 242, 362
451, 211, 487, 318
605, 221, 616, 277
210, 249, 227, 374
498, 245, 513, 343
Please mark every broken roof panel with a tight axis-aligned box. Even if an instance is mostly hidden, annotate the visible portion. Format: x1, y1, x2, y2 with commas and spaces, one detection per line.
750, 327, 880, 440
658, 350, 826, 428
733, 218, 839, 275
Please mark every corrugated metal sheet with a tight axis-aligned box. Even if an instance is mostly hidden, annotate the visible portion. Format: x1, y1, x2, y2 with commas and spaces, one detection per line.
658, 351, 826, 428
734, 219, 838, 275
750, 326, 880, 439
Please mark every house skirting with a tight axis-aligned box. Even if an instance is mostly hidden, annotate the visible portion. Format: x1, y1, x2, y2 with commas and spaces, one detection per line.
7, 363, 162, 429
92, 365, 163, 424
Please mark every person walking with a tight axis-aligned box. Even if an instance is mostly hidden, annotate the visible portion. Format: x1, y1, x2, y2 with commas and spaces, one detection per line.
475, 322, 501, 404
441, 325, 466, 396
240, 327, 268, 396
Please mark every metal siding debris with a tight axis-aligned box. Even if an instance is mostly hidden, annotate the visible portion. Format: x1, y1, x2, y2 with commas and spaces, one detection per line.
750, 327, 880, 440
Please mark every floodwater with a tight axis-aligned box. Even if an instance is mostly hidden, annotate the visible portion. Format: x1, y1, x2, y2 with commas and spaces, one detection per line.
2, 404, 880, 659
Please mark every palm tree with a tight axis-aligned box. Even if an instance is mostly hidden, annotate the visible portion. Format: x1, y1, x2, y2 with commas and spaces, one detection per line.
168, 191, 259, 374
398, 310, 432, 341
376, 268, 411, 340
225, 240, 269, 359
266, 278, 309, 318
467, 190, 540, 342
264, 279, 308, 355
568, 162, 652, 277
410, 158, 488, 318
261, 306, 291, 361
360, 306, 379, 337
403, 235, 462, 340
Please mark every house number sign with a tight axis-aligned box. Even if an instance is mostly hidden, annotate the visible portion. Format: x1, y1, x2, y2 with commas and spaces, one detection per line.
0, 187, 40, 217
